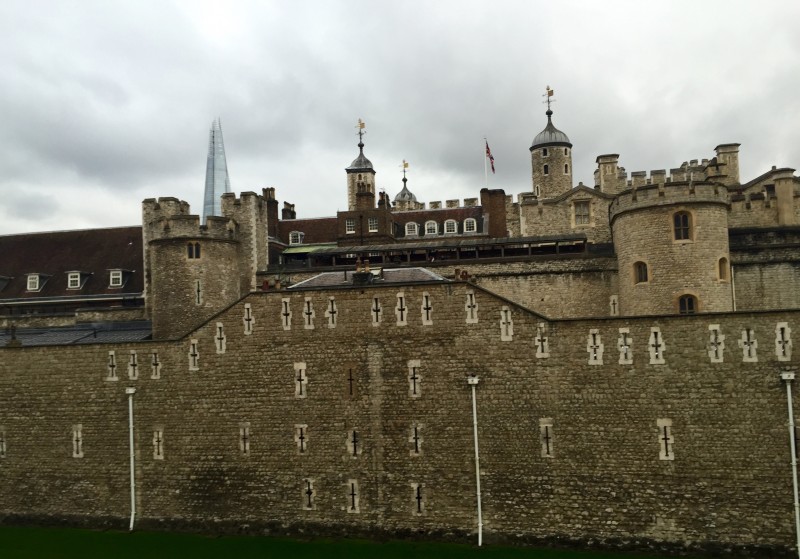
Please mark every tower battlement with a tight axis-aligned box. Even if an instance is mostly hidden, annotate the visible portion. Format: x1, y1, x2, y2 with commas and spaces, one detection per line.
609, 181, 729, 222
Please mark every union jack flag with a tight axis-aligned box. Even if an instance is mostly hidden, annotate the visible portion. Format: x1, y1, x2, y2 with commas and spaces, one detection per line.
485, 141, 495, 174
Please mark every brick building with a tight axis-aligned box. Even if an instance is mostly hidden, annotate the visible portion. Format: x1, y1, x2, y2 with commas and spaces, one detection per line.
2, 104, 800, 556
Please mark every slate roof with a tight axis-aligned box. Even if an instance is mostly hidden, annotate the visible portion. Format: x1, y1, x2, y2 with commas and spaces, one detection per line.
0, 321, 152, 347
288, 267, 446, 289
0, 226, 144, 301
277, 217, 338, 244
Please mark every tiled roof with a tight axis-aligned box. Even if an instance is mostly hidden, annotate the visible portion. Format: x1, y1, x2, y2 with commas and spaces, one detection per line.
277, 217, 338, 244
0, 226, 143, 301
392, 206, 484, 225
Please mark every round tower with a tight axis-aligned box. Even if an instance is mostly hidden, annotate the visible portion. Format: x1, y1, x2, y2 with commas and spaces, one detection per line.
346, 120, 376, 211
610, 182, 733, 316
530, 105, 573, 199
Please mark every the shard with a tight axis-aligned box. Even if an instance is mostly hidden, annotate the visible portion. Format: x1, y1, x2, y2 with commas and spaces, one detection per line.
202, 118, 232, 221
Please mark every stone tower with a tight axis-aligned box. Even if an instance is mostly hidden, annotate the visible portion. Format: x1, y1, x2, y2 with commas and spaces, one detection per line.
346, 121, 376, 211
530, 106, 573, 199
610, 181, 733, 316
143, 190, 270, 339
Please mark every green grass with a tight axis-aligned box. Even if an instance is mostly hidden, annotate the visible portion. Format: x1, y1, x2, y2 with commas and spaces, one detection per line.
0, 525, 703, 559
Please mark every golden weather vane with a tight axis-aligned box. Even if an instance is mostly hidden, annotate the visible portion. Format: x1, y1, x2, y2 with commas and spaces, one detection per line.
356, 119, 366, 143
400, 159, 409, 179
543, 85, 555, 111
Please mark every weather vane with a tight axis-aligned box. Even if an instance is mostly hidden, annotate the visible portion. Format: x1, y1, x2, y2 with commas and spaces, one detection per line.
400, 159, 409, 179
356, 118, 366, 143
543, 85, 555, 111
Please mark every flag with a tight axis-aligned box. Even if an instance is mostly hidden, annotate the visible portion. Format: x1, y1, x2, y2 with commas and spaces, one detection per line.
485, 141, 495, 174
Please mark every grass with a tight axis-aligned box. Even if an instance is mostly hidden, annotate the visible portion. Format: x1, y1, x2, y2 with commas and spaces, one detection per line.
0, 525, 704, 559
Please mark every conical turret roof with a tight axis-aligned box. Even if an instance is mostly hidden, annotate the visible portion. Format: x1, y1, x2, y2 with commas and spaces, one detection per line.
346, 141, 374, 172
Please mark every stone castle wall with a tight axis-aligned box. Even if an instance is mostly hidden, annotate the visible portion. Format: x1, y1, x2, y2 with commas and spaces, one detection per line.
0, 283, 798, 555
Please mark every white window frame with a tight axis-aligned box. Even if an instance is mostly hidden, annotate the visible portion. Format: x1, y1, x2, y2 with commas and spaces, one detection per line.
464, 218, 477, 233
444, 219, 457, 234
67, 272, 81, 289
425, 221, 438, 235
405, 222, 418, 236
26, 274, 39, 291
289, 231, 304, 245
109, 270, 123, 287
345, 218, 356, 234
368, 217, 379, 233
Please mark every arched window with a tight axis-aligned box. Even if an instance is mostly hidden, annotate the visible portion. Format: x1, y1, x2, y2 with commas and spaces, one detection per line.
678, 294, 697, 314
289, 231, 304, 245
464, 218, 477, 233
405, 222, 418, 236
673, 211, 692, 241
718, 257, 729, 281
425, 221, 438, 235
634, 261, 648, 284
444, 219, 457, 234
543, 164, 549, 176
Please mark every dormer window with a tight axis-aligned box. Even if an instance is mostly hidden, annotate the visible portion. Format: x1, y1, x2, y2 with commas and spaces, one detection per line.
67, 272, 82, 289
406, 222, 418, 236
109, 270, 124, 288
27, 274, 41, 292
289, 231, 304, 245
464, 218, 477, 233
444, 219, 457, 234
425, 221, 438, 235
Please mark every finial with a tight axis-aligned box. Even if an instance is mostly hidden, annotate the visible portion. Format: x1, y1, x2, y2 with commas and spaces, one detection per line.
543, 85, 555, 114
356, 118, 366, 149
401, 159, 409, 181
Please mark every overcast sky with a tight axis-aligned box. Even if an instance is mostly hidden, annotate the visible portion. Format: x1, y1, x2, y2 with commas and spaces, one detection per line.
1, 0, 798, 235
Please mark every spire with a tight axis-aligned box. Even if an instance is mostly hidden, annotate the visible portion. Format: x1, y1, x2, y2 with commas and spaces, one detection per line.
202, 118, 232, 221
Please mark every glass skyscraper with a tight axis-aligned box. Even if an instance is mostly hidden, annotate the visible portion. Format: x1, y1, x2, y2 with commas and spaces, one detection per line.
202, 118, 231, 221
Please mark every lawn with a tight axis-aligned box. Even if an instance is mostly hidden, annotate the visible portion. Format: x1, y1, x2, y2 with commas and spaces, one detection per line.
0, 525, 703, 559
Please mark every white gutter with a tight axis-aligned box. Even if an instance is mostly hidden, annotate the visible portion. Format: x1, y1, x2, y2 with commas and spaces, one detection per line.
125, 387, 137, 531
781, 371, 800, 559
467, 375, 483, 546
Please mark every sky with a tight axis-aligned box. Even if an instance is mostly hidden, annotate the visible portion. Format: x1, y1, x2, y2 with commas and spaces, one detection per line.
1, 0, 799, 235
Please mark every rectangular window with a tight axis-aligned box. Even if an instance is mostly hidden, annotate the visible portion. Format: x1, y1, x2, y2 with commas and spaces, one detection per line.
109, 270, 123, 287
345, 218, 356, 234
574, 201, 590, 225
405, 223, 418, 236
289, 231, 303, 245
67, 273, 81, 289
368, 217, 378, 232
72, 424, 84, 458
27, 275, 39, 291
153, 429, 164, 460
425, 221, 437, 235
445, 220, 457, 234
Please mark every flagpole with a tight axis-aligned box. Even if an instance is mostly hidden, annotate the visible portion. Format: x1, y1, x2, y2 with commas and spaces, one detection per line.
483, 138, 488, 189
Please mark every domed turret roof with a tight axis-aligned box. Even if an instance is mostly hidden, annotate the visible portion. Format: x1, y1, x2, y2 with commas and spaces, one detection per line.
346, 141, 374, 172
394, 179, 417, 203
531, 110, 572, 149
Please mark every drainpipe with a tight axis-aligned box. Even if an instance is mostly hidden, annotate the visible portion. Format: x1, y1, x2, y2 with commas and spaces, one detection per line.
730, 265, 737, 311
781, 371, 800, 559
126, 387, 137, 531
467, 375, 483, 546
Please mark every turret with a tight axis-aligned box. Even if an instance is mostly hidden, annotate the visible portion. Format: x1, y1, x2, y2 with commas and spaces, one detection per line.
346, 119, 377, 211
530, 88, 573, 199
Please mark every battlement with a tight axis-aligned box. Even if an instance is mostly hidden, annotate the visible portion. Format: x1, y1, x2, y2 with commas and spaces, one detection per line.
148, 213, 239, 242
609, 181, 729, 221
420, 198, 481, 210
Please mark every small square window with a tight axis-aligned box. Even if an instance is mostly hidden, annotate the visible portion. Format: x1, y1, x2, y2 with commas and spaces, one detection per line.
27, 275, 39, 291
109, 270, 123, 287
289, 231, 304, 245
67, 273, 81, 289
368, 217, 378, 232
346, 218, 356, 234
